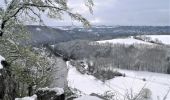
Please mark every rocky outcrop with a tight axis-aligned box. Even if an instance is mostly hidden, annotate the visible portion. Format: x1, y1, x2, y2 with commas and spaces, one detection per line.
15, 87, 65, 100
36, 87, 65, 100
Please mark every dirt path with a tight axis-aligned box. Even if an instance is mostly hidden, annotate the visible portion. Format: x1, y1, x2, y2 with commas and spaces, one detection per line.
49, 57, 68, 89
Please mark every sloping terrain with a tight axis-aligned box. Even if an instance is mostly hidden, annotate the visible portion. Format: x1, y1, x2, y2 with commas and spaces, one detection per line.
23, 25, 170, 46
66, 35, 170, 100
97, 37, 153, 45
145, 35, 170, 45
67, 61, 170, 100
97, 35, 170, 45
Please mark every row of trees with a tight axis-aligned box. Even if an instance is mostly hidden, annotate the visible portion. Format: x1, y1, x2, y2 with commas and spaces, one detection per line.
54, 40, 170, 74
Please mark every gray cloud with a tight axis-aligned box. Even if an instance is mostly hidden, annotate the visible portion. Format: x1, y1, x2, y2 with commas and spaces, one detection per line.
88, 0, 170, 26
0, 0, 169, 26
44, 0, 170, 26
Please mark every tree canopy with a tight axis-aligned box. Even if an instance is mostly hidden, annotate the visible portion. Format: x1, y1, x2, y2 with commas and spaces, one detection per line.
0, 0, 94, 36
0, 0, 94, 97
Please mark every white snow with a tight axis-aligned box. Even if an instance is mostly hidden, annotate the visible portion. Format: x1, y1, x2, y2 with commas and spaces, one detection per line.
57, 27, 70, 30
15, 88, 63, 100
97, 35, 170, 46
15, 95, 37, 100
145, 35, 170, 45
97, 37, 152, 45
74, 96, 102, 100
38, 87, 64, 95
67, 62, 170, 100
0, 55, 5, 69
36, 27, 41, 31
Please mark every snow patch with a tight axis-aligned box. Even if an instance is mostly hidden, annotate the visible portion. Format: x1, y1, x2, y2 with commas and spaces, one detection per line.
38, 87, 64, 95
15, 95, 37, 100
36, 27, 41, 31
67, 62, 114, 95
0, 55, 5, 69
74, 96, 102, 100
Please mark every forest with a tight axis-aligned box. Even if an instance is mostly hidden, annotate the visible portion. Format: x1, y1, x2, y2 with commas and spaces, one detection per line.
54, 40, 170, 75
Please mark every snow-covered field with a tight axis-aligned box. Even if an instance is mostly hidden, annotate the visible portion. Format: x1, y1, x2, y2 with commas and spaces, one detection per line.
145, 35, 170, 45
97, 37, 152, 45
97, 35, 170, 45
67, 62, 170, 100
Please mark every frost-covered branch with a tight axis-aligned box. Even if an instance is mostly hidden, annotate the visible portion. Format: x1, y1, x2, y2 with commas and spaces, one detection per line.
0, 0, 93, 36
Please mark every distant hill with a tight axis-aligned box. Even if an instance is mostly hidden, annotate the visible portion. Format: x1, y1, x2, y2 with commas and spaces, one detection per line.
24, 25, 170, 46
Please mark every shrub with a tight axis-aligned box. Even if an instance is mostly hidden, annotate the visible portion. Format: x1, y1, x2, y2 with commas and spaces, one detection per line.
93, 70, 123, 81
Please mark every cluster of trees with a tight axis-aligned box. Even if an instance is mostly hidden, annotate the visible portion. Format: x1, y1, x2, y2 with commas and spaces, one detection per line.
0, 0, 94, 99
54, 40, 170, 74
0, 38, 57, 97
134, 35, 163, 45
70, 59, 123, 81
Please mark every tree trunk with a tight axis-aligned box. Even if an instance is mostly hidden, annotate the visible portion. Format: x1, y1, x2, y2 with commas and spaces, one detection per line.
0, 66, 16, 100
28, 85, 33, 96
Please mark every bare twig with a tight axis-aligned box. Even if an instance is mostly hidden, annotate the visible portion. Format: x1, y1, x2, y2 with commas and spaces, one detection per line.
163, 87, 170, 100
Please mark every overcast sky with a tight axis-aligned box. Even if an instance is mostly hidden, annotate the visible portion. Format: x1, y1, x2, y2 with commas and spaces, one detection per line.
0, 0, 170, 26
42, 0, 170, 26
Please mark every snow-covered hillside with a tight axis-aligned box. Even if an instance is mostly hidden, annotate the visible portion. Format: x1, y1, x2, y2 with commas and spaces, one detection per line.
97, 35, 170, 45
67, 62, 170, 100
97, 37, 152, 45
145, 35, 170, 45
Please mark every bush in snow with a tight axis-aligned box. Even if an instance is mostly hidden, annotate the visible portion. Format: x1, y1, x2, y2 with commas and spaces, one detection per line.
102, 91, 116, 100
35, 87, 65, 100
71, 60, 123, 81
93, 70, 123, 81
125, 88, 152, 100
64, 87, 81, 100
